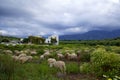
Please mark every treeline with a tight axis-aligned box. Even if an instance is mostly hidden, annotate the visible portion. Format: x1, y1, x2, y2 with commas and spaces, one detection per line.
60, 38, 120, 46
23, 36, 57, 44
0, 35, 19, 42
23, 36, 45, 44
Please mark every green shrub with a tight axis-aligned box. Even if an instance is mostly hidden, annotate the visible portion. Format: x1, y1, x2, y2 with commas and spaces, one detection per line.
105, 46, 112, 52
80, 62, 91, 74
90, 48, 120, 77
37, 49, 45, 55
66, 62, 80, 74
80, 51, 90, 62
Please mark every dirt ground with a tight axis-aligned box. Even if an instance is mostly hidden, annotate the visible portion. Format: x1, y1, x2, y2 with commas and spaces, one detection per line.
56, 73, 97, 80
66, 73, 97, 80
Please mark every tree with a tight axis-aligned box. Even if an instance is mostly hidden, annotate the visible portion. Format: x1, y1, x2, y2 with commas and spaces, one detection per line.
1, 38, 10, 42
27, 36, 45, 44
51, 37, 57, 44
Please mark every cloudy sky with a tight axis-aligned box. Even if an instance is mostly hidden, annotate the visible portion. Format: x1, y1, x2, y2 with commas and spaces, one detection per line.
0, 0, 120, 37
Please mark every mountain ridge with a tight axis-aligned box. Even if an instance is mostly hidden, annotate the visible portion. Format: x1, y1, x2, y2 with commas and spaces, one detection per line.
60, 30, 120, 40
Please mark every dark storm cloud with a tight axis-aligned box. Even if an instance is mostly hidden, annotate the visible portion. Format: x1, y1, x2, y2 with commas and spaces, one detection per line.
0, 7, 29, 18
0, 0, 120, 37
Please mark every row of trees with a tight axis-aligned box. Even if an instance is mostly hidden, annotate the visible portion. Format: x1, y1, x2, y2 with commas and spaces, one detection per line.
23, 36, 45, 44
60, 39, 120, 46
23, 36, 57, 45
0, 35, 57, 45
0, 35, 19, 43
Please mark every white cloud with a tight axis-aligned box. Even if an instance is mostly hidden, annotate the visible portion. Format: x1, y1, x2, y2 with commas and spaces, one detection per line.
65, 27, 88, 33
110, 0, 120, 4
0, 30, 8, 35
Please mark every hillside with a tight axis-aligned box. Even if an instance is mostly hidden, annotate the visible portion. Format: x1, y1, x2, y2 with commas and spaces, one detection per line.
60, 30, 120, 40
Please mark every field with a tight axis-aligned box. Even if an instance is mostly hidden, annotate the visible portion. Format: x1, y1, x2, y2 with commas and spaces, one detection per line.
0, 42, 120, 80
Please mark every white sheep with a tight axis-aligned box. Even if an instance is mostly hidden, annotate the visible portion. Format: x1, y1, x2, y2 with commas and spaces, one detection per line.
3, 50, 13, 54
19, 56, 29, 63
40, 55, 44, 60
18, 55, 32, 63
48, 58, 66, 73
43, 51, 51, 58
70, 53, 77, 60
52, 61, 66, 73
57, 53, 64, 59
20, 49, 30, 54
30, 50, 37, 55
65, 53, 77, 60
14, 50, 21, 55
12, 55, 19, 61
18, 53, 27, 58
27, 56, 33, 61
48, 58, 56, 67
12, 53, 33, 63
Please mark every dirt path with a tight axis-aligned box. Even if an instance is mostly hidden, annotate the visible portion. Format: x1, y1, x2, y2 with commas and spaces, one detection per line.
56, 73, 97, 80
66, 73, 97, 80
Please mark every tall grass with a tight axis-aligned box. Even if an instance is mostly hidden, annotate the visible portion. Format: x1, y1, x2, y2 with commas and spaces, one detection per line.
13, 61, 59, 80
0, 54, 16, 80
66, 62, 80, 74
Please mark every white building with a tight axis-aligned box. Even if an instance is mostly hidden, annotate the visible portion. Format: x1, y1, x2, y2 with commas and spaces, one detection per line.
45, 35, 59, 45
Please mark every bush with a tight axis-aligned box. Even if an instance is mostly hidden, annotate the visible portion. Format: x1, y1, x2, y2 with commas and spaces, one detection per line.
90, 48, 120, 78
1, 38, 10, 42
37, 49, 45, 55
80, 62, 91, 74
80, 51, 91, 62
66, 62, 80, 74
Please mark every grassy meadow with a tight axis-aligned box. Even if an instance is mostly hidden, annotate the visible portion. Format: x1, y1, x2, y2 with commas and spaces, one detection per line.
0, 40, 120, 80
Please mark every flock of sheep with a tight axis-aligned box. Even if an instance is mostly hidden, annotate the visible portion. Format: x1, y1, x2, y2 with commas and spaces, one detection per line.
1, 49, 86, 74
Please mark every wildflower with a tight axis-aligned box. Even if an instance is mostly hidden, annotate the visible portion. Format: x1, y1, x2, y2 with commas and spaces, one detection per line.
108, 78, 112, 80
103, 75, 107, 78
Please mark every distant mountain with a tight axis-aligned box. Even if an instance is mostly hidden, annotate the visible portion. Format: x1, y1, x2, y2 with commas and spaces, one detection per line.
60, 30, 120, 40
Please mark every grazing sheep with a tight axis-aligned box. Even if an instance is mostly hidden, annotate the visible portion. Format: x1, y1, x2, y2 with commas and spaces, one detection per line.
43, 51, 51, 58
30, 50, 37, 55
57, 53, 64, 59
27, 56, 33, 61
18, 55, 33, 63
20, 49, 30, 54
19, 56, 29, 63
20, 51, 24, 54
14, 50, 21, 55
52, 61, 66, 73
12, 55, 19, 61
25, 49, 30, 54
65, 53, 77, 60
40, 55, 44, 60
70, 53, 77, 60
48, 58, 56, 67
3, 50, 13, 54
48, 58, 66, 73
12, 53, 33, 63
18, 53, 27, 58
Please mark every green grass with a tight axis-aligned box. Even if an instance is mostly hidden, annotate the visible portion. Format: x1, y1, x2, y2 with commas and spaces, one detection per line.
66, 62, 80, 74
0, 54, 16, 80
0, 43, 120, 80
13, 61, 59, 80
